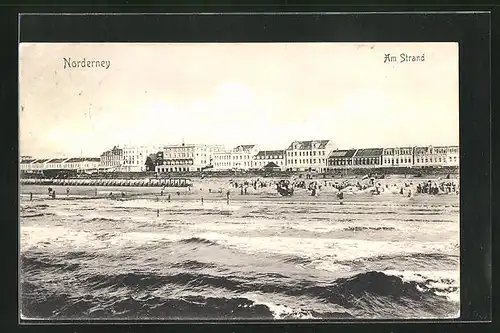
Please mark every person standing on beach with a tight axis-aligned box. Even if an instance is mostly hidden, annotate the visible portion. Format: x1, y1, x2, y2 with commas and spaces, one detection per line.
30, 192, 33, 201
66, 188, 70, 196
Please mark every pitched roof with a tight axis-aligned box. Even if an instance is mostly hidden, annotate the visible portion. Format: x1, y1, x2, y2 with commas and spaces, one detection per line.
414, 146, 429, 153
287, 140, 330, 150
65, 157, 100, 163
353, 148, 383, 157
384, 147, 413, 154
263, 162, 280, 168
33, 159, 50, 164
47, 158, 68, 163
255, 150, 285, 158
328, 149, 357, 158
234, 144, 256, 150
20, 159, 36, 164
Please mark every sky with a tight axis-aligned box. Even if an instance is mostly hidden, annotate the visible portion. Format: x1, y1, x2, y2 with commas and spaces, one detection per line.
19, 42, 459, 158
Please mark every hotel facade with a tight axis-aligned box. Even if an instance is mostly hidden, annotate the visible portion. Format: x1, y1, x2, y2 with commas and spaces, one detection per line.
252, 150, 286, 171
382, 147, 414, 167
155, 143, 224, 173
352, 148, 384, 168
213, 145, 260, 171
100, 146, 124, 171
413, 145, 459, 167
121, 144, 164, 172
285, 140, 336, 172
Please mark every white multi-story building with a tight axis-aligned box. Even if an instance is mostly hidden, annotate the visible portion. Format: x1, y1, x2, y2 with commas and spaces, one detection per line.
446, 146, 459, 167
155, 143, 224, 173
213, 144, 260, 171
121, 144, 164, 172
285, 140, 335, 172
100, 146, 124, 171
252, 150, 286, 170
413, 146, 450, 167
382, 147, 414, 167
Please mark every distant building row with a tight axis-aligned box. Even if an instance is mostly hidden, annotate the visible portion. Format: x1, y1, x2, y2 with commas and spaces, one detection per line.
155, 141, 459, 172
20, 141, 459, 173
20, 157, 100, 172
326, 146, 459, 170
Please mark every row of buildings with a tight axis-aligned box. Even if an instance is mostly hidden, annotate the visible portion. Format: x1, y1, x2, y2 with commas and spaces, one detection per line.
20, 157, 101, 172
20, 140, 460, 174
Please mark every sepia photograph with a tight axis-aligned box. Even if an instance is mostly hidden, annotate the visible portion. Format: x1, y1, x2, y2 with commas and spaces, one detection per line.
19, 42, 460, 320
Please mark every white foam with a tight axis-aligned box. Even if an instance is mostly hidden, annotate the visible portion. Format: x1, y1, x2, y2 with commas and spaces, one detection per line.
383, 269, 460, 303
193, 233, 458, 262
243, 294, 317, 319
20, 226, 97, 251
313, 261, 352, 273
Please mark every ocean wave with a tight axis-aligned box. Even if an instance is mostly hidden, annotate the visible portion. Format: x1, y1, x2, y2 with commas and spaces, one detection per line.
170, 260, 218, 270
76, 269, 452, 308
343, 226, 395, 232
21, 292, 280, 319
21, 255, 81, 273
342, 252, 459, 271
179, 237, 218, 246
187, 233, 458, 263
21, 212, 55, 218
20, 270, 457, 319
383, 270, 459, 303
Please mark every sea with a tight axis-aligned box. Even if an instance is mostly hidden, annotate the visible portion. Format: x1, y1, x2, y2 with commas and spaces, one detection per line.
20, 182, 460, 320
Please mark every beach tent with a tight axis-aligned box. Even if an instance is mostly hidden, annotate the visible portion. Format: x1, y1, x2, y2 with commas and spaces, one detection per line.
263, 162, 281, 171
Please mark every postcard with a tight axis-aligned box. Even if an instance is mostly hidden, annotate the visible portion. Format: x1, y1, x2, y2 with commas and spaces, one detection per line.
19, 42, 460, 320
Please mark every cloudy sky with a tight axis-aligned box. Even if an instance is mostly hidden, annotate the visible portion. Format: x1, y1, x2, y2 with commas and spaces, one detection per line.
19, 42, 459, 158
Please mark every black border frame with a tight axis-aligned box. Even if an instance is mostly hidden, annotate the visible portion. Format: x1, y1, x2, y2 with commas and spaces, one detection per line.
3, 7, 492, 333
